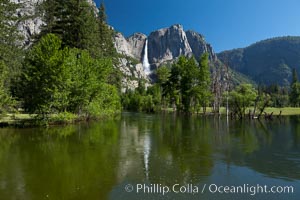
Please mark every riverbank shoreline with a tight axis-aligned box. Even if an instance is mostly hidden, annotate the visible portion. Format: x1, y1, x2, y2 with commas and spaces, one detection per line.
1, 107, 300, 128
0, 112, 121, 128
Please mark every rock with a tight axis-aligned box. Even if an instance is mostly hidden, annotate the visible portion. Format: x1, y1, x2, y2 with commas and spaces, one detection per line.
185, 30, 217, 61
114, 32, 146, 61
11, 0, 43, 46
114, 32, 134, 57
127, 33, 147, 61
147, 24, 193, 65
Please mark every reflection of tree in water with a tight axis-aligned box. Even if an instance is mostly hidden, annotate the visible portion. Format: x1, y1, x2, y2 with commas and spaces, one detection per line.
222, 117, 300, 181
0, 129, 25, 200
0, 122, 121, 200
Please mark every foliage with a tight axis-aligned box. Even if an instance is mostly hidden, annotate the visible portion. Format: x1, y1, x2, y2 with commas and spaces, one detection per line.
121, 86, 159, 113
290, 82, 300, 107
0, 0, 23, 112
98, 2, 117, 58
20, 34, 120, 120
262, 84, 289, 107
85, 83, 121, 119
38, 0, 105, 58
122, 54, 212, 114
156, 65, 171, 85
198, 53, 212, 113
21, 34, 69, 114
229, 84, 257, 118
0, 61, 15, 113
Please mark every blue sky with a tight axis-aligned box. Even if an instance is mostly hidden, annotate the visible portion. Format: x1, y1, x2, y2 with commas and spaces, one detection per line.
95, 0, 300, 53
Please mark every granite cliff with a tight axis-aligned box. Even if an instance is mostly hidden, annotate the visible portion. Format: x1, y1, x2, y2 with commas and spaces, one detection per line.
114, 24, 218, 74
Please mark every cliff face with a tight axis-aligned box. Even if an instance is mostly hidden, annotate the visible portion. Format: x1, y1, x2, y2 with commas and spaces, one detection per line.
114, 24, 219, 81
114, 24, 218, 67
11, 0, 43, 45
147, 24, 193, 65
185, 30, 217, 62
114, 32, 147, 61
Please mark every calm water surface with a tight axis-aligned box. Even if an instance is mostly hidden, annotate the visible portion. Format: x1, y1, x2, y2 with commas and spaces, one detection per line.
0, 112, 300, 200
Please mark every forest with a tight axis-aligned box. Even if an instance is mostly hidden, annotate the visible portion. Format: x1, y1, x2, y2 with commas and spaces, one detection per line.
1, 0, 300, 125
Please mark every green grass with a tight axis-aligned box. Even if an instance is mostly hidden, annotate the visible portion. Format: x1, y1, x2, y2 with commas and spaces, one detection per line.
263, 107, 300, 116
0, 114, 34, 122
1, 107, 300, 127
162, 107, 300, 116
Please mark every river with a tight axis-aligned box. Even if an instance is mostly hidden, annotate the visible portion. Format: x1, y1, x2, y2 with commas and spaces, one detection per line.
0, 112, 299, 199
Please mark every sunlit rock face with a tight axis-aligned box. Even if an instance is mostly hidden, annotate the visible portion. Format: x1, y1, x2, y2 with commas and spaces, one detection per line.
185, 30, 218, 62
114, 32, 147, 61
114, 24, 218, 69
147, 24, 193, 65
10, 0, 43, 45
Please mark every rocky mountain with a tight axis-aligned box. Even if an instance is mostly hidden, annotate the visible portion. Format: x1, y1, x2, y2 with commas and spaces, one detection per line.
113, 24, 223, 89
218, 36, 300, 85
12, 0, 43, 45
147, 24, 193, 65
114, 24, 218, 70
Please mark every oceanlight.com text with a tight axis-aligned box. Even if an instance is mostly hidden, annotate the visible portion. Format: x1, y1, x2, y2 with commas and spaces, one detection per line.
124, 183, 294, 196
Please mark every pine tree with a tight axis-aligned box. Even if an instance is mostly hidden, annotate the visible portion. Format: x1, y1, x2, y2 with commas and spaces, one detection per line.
0, 0, 23, 112
292, 68, 298, 85
198, 53, 212, 114
290, 68, 300, 107
38, 0, 100, 57
98, 2, 116, 57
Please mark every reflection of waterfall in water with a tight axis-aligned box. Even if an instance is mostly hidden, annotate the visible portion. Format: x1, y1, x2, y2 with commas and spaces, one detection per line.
143, 40, 151, 75
143, 133, 151, 179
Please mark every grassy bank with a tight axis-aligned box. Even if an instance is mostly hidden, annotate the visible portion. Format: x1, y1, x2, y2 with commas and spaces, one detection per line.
1, 107, 300, 127
0, 112, 120, 127
162, 107, 300, 116
262, 107, 300, 116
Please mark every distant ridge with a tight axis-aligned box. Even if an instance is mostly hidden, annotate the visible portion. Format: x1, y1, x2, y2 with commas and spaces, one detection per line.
218, 36, 300, 85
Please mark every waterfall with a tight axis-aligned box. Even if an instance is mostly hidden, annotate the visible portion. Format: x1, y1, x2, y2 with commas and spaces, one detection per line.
143, 40, 151, 75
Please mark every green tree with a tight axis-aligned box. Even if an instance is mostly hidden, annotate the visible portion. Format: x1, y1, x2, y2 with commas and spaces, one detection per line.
290, 68, 300, 107
21, 34, 120, 119
0, 61, 14, 113
0, 0, 23, 111
198, 53, 212, 114
65, 49, 114, 116
290, 83, 300, 107
97, 2, 116, 58
38, 0, 100, 57
156, 65, 171, 85
21, 34, 70, 115
229, 84, 257, 118
292, 68, 298, 85
156, 65, 171, 109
